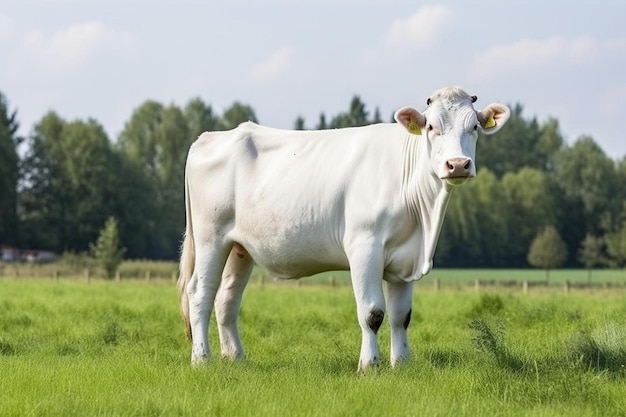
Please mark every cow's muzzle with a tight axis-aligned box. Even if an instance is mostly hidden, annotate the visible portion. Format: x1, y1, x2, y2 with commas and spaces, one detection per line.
441, 157, 473, 185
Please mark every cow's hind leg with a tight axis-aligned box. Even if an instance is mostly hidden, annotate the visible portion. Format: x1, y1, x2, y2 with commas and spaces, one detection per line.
384, 280, 414, 367
348, 244, 386, 374
215, 244, 254, 360
187, 241, 230, 366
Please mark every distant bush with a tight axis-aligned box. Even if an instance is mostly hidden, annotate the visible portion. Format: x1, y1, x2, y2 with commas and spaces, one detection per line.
61, 251, 95, 268
467, 293, 505, 318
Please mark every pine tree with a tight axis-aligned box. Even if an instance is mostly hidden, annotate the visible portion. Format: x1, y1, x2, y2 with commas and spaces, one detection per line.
91, 217, 126, 279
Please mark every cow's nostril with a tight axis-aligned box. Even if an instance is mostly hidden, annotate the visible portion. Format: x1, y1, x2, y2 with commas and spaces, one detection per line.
463, 160, 471, 170
446, 161, 454, 170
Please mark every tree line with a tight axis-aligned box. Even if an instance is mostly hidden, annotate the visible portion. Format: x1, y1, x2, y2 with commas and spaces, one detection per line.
1, 92, 625, 269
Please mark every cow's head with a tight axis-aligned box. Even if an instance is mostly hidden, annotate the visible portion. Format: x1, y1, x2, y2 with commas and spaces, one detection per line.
394, 87, 510, 186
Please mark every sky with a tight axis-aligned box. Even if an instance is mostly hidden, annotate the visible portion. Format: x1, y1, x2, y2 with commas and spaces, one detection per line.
1, 0, 626, 158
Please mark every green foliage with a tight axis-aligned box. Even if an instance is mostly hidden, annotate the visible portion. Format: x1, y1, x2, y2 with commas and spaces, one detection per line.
578, 234, 606, 269
440, 169, 510, 266
527, 226, 568, 276
19, 113, 117, 252
0, 93, 21, 246
293, 115, 306, 130
90, 217, 126, 279
60, 250, 94, 268
184, 97, 220, 138
329, 96, 370, 128
477, 104, 562, 178
554, 136, 620, 234
315, 113, 327, 129
502, 168, 557, 257
220, 101, 258, 129
604, 204, 626, 267
117, 101, 191, 258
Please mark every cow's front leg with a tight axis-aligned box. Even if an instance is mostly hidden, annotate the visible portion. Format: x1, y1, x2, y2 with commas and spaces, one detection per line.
384, 280, 414, 367
348, 244, 385, 374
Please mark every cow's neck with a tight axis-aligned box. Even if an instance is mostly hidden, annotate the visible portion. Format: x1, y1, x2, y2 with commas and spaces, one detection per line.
402, 134, 454, 278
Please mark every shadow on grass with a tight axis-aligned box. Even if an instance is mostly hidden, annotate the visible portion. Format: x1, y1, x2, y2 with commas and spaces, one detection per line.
427, 349, 462, 369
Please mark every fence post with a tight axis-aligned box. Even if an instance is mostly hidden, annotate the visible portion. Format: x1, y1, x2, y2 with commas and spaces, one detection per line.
474, 279, 480, 292
434, 278, 441, 292
115, 270, 121, 282
522, 280, 528, 294
564, 280, 570, 294
53, 269, 59, 282
329, 275, 336, 287
145, 270, 151, 282
85, 268, 91, 283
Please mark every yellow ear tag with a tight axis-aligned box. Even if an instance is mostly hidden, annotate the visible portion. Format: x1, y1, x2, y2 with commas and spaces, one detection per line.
484, 114, 496, 129
407, 119, 422, 135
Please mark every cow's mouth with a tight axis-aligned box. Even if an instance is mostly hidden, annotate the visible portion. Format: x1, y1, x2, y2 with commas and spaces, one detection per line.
443, 176, 472, 186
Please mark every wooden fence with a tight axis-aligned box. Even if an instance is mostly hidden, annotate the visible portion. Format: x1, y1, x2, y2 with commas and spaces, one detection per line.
466, 278, 626, 293
1, 263, 625, 292
0, 263, 178, 283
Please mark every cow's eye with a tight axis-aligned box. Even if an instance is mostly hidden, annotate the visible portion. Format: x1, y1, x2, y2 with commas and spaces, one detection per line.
427, 124, 434, 131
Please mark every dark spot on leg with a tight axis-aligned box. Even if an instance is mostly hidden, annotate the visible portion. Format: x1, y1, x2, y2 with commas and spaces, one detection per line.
366, 309, 384, 334
403, 309, 412, 330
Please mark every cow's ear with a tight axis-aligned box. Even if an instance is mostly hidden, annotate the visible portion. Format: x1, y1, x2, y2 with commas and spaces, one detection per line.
394, 107, 426, 135
478, 103, 510, 135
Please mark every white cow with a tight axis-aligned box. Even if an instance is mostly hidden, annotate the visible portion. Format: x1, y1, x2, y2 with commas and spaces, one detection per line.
178, 86, 510, 372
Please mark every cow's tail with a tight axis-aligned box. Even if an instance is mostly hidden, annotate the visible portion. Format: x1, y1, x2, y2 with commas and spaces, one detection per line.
177, 171, 194, 341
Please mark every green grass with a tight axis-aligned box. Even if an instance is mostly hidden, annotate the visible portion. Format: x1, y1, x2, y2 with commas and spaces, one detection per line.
1, 279, 625, 416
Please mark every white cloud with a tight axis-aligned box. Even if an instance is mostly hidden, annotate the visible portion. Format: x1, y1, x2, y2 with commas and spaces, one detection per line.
250, 47, 295, 81
470, 35, 626, 80
6, 21, 137, 76
385, 5, 454, 48
46, 21, 108, 71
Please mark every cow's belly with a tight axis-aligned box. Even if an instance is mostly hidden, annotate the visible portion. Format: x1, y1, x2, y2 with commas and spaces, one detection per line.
230, 220, 349, 279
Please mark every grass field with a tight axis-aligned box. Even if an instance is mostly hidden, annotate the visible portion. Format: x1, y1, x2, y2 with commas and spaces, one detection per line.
1, 277, 625, 416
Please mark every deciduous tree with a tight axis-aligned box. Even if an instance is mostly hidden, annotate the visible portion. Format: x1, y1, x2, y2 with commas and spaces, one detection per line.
20, 113, 115, 252
527, 226, 568, 280
220, 102, 257, 130
118, 101, 192, 258
578, 234, 606, 282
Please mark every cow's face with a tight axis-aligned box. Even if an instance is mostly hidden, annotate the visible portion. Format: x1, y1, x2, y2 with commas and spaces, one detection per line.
394, 87, 510, 187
